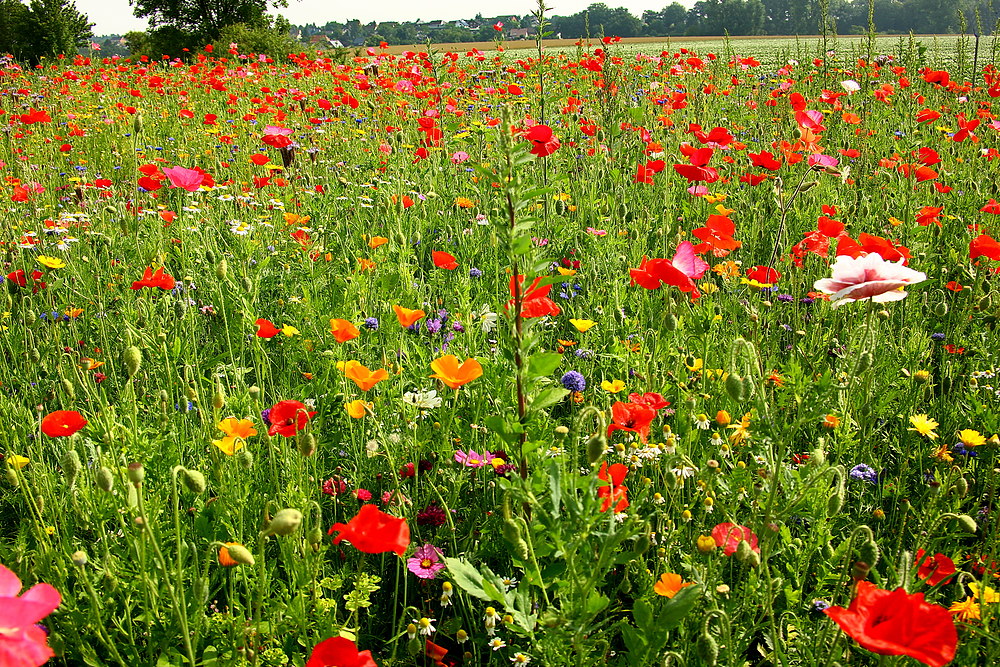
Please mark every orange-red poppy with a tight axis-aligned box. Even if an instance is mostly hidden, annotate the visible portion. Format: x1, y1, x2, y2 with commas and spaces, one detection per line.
429, 355, 483, 389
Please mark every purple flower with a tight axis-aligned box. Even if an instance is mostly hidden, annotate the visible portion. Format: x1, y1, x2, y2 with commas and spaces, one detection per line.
426, 318, 443, 334
561, 370, 586, 392
364, 317, 379, 330
407, 544, 446, 579
260, 408, 272, 426
849, 464, 878, 485
455, 449, 492, 468
469, 267, 482, 278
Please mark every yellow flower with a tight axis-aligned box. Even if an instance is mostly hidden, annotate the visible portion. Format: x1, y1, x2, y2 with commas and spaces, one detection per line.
345, 400, 371, 418
212, 436, 245, 455
949, 597, 980, 622
741, 277, 772, 289
7, 455, 29, 469
281, 324, 300, 337
704, 193, 727, 204
686, 358, 704, 372
930, 443, 954, 463
65, 308, 84, 318
454, 196, 475, 209
37, 255, 66, 269
44, 526, 56, 536
696, 535, 717, 553
888, 216, 905, 227
569, 318, 596, 333
969, 581, 1000, 604
958, 429, 986, 448
601, 379, 625, 393
557, 267, 577, 276
714, 203, 735, 216
908, 414, 939, 440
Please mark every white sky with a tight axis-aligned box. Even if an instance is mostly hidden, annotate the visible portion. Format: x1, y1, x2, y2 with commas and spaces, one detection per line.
76, 0, 691, 36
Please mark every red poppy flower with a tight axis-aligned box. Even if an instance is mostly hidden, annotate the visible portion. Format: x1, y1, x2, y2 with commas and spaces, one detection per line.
507, 275, 561, 318
267, 400, 316, 437
711, 522, 759, 556
915, 549, 956, 586
255, 318, 280, 338
627, 392, 670, 411
970, 234, 1000, 261
305, 636, 378, 667
597, 462, 629, 513
524, 124, 560, 157
746, 266, 781, 284
327, 504, 410, 556
748, 150, 782, 171
606, 401, 657, 443
41, 410, 88, 437
691, 214, 741, 254
425, 640, 449, 666
981, 199, 1000, 215
131, 266, 176, 291
823, 581, 957, 667
432, 251, 458, 270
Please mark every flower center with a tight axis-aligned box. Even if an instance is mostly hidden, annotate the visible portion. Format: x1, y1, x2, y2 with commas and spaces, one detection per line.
421, 558, 433, 568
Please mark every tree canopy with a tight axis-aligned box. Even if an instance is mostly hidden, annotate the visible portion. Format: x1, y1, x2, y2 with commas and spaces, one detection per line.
0, 0, 92, 64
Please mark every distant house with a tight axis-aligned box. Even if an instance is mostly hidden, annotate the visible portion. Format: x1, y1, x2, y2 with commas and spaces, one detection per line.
309, 35, 344, 49
509, 28, 532, 39
419, 20, 447, 31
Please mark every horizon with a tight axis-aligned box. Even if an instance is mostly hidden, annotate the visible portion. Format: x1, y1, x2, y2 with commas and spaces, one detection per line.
75, 0, 696, 36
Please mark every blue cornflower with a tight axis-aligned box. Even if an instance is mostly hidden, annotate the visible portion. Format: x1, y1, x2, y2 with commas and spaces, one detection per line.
561, 371, 586, 392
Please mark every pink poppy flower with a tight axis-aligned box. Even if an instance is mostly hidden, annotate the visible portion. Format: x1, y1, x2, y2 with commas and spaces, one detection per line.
161, 166, 205, 192
407, 544, 446, 579
813, 253, 926, 308
0, 562, 61, 667
711, 522, 759, 556
454, 449, 492, 468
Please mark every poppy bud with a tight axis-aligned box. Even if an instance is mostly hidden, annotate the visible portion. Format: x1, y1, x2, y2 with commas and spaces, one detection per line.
954, 476, 968, 497
29, 346, 41, 363
225, 543, 256, 565
932, 301, 948, 317
123, 346, 142, 378
185, 386, 197, 401
956, 514, 978, 534
33, 494, 43, 514
664, 313, 678, 331
855, 351, 873, 374
696, 632, 719, 666
725, 373, 747, 402
23, 309, 36, 327
809, 447, 826, 466
205, 249, 216, 263
858, 539, 880, 568
264, 508, 302, 537
212, 381, 225, 410
632, 530, 651, 556
133, 112, 142, 134
182, 469, 206, 494
96, 466, 114, 492
307, 527, 323, 545
734, 539, 756, 565
980, 293, 994, 311
241, 276, 253, 292
851, 561, 870, 581
820, 542, 834, 560
126, 462, 145, 486
586, 430, 607, 465
61, 449, 82, 487
297, 433, 317, 457
216, 259, 228, 280
236, 449, 254, 470
71, 550, 89, 567
61, 378, 75, 400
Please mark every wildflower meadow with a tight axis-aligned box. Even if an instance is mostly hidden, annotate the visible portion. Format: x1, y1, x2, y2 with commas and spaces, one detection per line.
3, 24, 1000, 667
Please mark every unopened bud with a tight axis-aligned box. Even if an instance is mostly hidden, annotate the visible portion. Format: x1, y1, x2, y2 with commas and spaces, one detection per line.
61, 449, 82, 486
123, 346, 142, 378
126, 462, 145, 486
264, 508, 302, 537
216, 259, 228, 280
696, 632, 719, 666
225, 543, 255, 565
71, 550, 88, 566
182, 469, 206, 494
956, 514, 978, 534
586, 431, 607, 465
96, 466, 114, 492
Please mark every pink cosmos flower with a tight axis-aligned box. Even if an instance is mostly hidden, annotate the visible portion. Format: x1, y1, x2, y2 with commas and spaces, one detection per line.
813, 253, 926, 308
454, 449, 492, 468
161, 166, 205, 192
712, 522, 759, 556
407, 544, 446, 579
0, 563, 61, 667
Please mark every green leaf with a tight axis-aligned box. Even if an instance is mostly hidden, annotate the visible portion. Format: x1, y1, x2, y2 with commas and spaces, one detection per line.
657, 584, 702, 631
445, 558, 492, 601
484, 415, 524, 444
527, 352, 563, 377
548, 460, 561, 518
586, 591, 610, 615
632, 598, 653, 631
529, 387, 570, 412
511, 234, 532, 256
481, 578, 507, 605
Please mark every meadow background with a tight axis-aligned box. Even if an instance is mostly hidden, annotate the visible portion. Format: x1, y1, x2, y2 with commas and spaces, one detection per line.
1, 27, 1000, 667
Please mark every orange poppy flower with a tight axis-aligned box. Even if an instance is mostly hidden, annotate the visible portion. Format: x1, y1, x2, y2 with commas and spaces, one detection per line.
344, 362, 389, 391
329, 318, 360, 343
653, 572, 693, 598
393, 305, 426, 327
429, 355, 483, 389
368, 236, 388, 249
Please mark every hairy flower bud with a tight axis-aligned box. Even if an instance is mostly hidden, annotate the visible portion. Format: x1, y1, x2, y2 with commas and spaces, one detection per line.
123, 346, 142, 378
96, 466, 114, 492
264, 508, 302, 537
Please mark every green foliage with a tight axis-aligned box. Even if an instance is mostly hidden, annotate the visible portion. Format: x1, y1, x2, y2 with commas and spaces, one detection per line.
0, 0, 92, 64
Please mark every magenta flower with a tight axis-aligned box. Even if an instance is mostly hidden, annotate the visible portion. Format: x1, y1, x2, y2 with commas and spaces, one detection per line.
454, 449, 492, 468
0, 562, 61, 667
162, 166, 205, 192
813, 253, 927, 308
407, 544, 446, 579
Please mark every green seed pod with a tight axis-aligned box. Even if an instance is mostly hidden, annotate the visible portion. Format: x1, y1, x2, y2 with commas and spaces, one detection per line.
586, 431, 608, 465
265, 508, 303, 537
957, 514, 978, 534
696, 632, 719, 666
856, 351, 873, 374
663, 313, 678, 331
226, 543, 256, 565
212, 380, 225, 410
123, 346, 142, 378
96, 466, 114, 492
248, 386, 261, 401
61, 449, 82, 487
236, 449, 254, 469
216, 259, 228, 280
932, 301, 948, 317
954, 476, 969, 498
182, 469, 206, 494
725, 373, 747, 402
205, 249, 216, 264
5, 468, 18, 487
61, 378, 75, 400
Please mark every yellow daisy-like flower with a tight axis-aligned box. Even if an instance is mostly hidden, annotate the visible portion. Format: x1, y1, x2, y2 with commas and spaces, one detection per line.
908, 414, 939, 440
281, 324, 300, 337
557, 267, 577, 276
958, 429, 986, 448
601, 379, 625, 393
569, 318, 596, 333
37, 255, 66, 269
969, 581, 1000, 604
685, 358, 704, 372
930, 443, 954, 463
949, 596, 980, 622
7, 455, 29, 469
